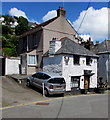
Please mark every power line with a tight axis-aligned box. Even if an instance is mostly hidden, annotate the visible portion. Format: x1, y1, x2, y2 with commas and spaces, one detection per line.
62, 0, 64, 8
77, 0, 92, 33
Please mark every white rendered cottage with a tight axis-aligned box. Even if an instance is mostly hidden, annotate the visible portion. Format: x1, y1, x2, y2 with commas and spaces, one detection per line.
43, 37, 98, 92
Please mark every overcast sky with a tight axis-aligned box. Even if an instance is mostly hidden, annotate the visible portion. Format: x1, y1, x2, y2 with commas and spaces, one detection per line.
2, 2, 109, 42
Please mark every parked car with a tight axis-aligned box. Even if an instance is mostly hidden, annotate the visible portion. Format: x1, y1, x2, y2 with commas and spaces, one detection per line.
26, 72, 66, 96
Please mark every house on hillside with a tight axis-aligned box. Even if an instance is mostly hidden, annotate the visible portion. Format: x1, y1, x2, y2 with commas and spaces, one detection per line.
92, 40, 110, 84
43, 37, 98, 92
18, 7, 78, 75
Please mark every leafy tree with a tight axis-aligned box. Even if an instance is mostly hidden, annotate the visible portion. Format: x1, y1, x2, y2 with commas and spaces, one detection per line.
3, 15, 14, 26
1, 15, 30, 57
1, 15, 19, 56
15, 16, 30, 35
2, 25, 12, 35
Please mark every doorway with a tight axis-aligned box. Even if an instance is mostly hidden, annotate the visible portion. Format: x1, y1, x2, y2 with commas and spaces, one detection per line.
84, 76, 90, 89
21, 55, 27, 74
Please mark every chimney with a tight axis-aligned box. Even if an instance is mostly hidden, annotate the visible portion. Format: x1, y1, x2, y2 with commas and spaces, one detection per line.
57, 7, 66, 17
49, 38, 61, 55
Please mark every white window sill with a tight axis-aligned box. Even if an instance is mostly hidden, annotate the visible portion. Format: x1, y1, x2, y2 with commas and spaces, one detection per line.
28, 64, 37, 67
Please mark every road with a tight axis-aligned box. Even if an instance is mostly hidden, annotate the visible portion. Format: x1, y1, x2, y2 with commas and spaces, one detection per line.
1, 76, 109, 118
2, 94, 109, 118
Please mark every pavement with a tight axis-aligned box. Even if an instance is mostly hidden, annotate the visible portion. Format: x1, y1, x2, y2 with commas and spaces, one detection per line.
2, 76, 49, 107
6, 74, 30, 83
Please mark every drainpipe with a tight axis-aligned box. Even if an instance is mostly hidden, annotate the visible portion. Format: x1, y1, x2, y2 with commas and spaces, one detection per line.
27, 35, 28, 51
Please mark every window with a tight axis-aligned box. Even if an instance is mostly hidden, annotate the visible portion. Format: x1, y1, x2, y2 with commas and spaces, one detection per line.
86, 57, 91, 65
48, 78, 66, 84
74, 55, 80, 65
32, 33, 37, 46
42, 74, 50, 79
71, 76, 80, 88
22, 36, 27, 51
32, 73, 43, 79
28, 55, 36, 65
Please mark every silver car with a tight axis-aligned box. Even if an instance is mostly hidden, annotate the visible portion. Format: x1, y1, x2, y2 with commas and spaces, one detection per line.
27, 72, 66, 96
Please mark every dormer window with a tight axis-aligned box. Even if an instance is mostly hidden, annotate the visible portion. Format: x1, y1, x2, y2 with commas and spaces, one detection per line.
86, 57, 91, 65
74, 55, 80, 65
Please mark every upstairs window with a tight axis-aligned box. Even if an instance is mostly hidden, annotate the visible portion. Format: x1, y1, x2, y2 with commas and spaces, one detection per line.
22, 36, 27, 51
32, 33, 37, 47
86, 57, 91, 65
74, 55, 80, 65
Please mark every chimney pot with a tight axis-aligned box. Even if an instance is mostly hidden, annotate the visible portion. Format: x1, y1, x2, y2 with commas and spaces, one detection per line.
57, 7, 66, 17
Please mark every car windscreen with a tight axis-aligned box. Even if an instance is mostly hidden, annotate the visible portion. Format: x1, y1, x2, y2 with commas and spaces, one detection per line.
48, 78, 65, 84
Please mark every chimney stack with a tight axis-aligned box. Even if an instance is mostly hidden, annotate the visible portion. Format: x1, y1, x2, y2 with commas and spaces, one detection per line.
49, 38, 61, 55
57, 7, 66, 17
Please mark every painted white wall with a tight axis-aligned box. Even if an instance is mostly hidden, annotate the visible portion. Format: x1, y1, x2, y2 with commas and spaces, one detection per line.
49, 40, 61, 55
62, 55, 97, 91
43, 55, 97, 91
43, 55, 62, 76
5, 57, 20, 75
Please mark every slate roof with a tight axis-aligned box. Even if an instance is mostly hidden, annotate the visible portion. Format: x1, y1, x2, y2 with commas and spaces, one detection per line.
91, 40, 110, 54
20, 17, 58, 37
28, 22, 38, 27
38, 17, 58, 27
44, 37, 98, 57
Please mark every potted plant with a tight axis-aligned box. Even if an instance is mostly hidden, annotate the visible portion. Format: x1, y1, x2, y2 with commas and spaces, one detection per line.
97, 77, 105, 94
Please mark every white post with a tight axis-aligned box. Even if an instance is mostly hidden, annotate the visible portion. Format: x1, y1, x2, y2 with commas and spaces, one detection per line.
42, 83, 45, 97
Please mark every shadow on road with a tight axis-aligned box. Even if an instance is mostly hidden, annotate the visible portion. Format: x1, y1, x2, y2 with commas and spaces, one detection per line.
27, 85, 64, 98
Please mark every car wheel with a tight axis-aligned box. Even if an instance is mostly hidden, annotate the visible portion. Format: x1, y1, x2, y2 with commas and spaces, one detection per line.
27, 80, 31, 87
61, 93, 64, 97
44, 89, 49, 97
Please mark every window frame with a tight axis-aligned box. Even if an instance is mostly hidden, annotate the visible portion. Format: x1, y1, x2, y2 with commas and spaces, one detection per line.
73, 55, 80, 65
86, 56, 91, 66
71, 76, 80, 88
28, 55, 37, 66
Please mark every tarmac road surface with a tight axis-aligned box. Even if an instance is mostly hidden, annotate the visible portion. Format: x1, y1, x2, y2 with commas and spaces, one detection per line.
1, 76, 109, 119
1, 94, 109, 118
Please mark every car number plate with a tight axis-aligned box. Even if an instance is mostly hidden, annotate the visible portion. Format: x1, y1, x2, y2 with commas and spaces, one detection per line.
56, 86, 62, 89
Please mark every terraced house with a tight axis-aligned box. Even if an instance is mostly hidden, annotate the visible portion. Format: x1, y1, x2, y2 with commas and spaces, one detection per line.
92, 40, 110, 84
43, 37, 98, 92
18, 7, 78, 75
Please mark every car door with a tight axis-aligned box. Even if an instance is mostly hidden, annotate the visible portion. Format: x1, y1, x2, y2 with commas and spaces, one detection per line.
33, 73, 43, 89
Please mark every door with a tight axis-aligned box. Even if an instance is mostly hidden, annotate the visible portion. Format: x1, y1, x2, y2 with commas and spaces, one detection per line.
21, 55, 27, 74
32, 73, 43, 89
84, 76, 90, 89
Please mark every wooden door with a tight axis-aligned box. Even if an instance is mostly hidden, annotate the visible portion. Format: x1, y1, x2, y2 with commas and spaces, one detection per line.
84, 76, 89, 89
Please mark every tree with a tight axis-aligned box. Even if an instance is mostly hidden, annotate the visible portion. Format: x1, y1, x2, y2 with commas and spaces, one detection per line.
1, 15, 30, 57
3, 15, 14, 26
1, 15, 19, 56
15, 16, 30, 35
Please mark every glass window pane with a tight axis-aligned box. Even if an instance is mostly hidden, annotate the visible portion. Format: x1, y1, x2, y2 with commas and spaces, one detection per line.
29, 55, 36, 65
